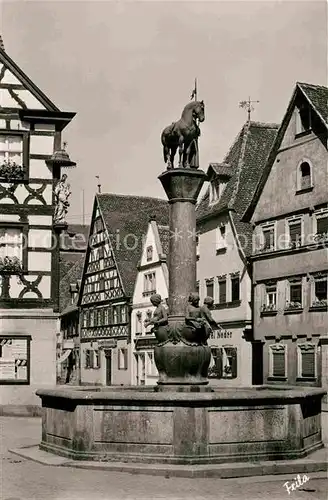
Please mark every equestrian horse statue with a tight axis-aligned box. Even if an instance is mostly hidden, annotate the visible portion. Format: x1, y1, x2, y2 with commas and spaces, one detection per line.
161, 100, 205, 169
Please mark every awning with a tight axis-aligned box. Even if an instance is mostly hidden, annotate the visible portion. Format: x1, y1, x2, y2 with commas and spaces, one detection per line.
57, 349, 72, 364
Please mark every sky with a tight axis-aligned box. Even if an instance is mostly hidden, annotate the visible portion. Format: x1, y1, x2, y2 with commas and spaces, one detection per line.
1, 0, 327, 224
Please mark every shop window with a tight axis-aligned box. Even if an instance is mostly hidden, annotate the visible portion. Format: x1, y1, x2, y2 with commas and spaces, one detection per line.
208, 347, 237, 379
118, 348, 128, 370
85, 348, 100, 369
0, 336, 31, 384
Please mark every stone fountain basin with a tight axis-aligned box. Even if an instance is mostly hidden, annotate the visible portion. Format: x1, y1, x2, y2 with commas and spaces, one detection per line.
36, 385, 325, 465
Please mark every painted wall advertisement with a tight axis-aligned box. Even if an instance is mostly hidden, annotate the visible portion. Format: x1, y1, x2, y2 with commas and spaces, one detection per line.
0, 337, 28, 382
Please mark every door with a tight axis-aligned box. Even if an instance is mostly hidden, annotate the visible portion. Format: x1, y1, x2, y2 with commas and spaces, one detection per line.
105, 350, 112, 386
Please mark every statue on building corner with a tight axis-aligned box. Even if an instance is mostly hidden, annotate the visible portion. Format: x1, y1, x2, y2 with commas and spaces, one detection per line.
54, 173, 71, 225
161, 100, 205, 169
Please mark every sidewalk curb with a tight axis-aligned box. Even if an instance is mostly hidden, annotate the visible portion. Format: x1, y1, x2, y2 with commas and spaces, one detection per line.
9, 445, 328, 479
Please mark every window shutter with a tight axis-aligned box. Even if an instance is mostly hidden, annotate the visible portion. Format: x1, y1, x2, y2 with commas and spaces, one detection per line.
272, 351, 285, 377
90, 350, 94, 369
317, 216, 328, 234
219, 280, 226, 303
231, 348, 237, 379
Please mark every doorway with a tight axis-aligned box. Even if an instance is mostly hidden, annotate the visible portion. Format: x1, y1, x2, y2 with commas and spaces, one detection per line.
105, 350, 112, 386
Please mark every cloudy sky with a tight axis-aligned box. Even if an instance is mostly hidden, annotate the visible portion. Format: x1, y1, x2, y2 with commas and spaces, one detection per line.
1, 0, 327, 224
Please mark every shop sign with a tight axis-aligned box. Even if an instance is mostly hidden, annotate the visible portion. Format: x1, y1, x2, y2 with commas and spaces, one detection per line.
210, 329, 233, 340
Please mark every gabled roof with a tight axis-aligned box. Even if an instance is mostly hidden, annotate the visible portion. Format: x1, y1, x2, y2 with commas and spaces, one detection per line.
59, 255, 85, 315
97, 194, 169, 297
243, 82, 328, 222
207, 163, 232, 180
196, 122, 279, 255
0, 41, 59, 112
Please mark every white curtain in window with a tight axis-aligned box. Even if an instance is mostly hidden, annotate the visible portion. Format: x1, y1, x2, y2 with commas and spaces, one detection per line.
0, 228, 22, 259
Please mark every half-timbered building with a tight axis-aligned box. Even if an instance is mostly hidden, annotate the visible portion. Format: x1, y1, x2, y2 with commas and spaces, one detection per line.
78, 193, 168, 386
0, 38, 75, 411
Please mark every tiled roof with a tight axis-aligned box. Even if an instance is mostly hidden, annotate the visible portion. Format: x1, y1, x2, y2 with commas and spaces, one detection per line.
59, 255, 85, 315
60, 224, 89, 252
298, 82, 328, 126
97, 194, 169, 297
0, 35, 5, 52
157, 224, 170, 256
196, 121, 279, 256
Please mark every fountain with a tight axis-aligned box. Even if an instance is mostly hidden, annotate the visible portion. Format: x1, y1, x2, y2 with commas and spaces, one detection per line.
36, 99, 325, 470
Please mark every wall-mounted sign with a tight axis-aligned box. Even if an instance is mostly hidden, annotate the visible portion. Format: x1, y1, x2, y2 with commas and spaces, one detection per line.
97, 339, 117, 349
135, 337, 158, 350
0, 337, 29, 383
210, 330, 233, 340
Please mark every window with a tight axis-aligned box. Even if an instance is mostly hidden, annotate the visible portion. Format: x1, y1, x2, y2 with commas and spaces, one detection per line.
82, 311, 88, 328
136, 311, 142, 335
89, 310, 95, 327
208, 347, 237, 379
206, 279, 214, 299
315, 210, 328, 242
0, 336, 30, 384
261, 225, 275, 251
85, 348, 100, 369
146, 246, 153, 262
104, 308, 109, 325
298, 343, 316, 379
263, 283, 277, 312
288, 218, 302, 248
231, 275, 240, 302
299, 162, 312, 190
209, 180, 220, 203
118, 348, 128, 370
270, 343, 286, 378
218, 278, 227, 303
286, 278, 303, 310
311, 273, 327, 307
148, 351, 158, 377
0, 226, 24, 272
295, 104, 311, 135
144, 272, 156, 295
216, 224, 227, 251
112, 304, 127, 324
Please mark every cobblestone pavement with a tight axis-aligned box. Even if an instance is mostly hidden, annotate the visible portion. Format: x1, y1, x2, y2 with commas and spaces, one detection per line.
1, 417, 327, 500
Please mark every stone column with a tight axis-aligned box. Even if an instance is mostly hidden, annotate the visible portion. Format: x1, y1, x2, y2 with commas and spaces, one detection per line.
155, 167, 211, 387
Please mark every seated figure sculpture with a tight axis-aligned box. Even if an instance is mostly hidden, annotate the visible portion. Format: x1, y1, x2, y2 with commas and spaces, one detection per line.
184, 292, 209, 345
201, 296, 222, 337
144, 294, 168, 343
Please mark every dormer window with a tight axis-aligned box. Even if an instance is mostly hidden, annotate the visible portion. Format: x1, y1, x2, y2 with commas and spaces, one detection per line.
295, 103, 311, 136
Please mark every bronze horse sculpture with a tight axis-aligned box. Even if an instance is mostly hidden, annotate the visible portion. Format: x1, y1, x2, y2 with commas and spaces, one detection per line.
161, 100, 205, 169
